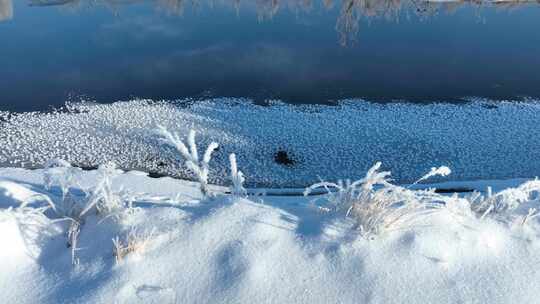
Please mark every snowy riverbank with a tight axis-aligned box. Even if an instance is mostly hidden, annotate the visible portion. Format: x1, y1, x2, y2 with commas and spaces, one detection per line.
1, 165, 540, 303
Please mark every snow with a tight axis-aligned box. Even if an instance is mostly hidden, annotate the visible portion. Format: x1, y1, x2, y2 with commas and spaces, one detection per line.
1, 167, 539, 303
0, 180, 46, 208
0, 214, 32, 263
2, 99, 540, 188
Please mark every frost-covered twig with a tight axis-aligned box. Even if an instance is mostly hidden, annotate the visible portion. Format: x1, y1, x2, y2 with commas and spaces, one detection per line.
409, 166, 451, 187
229, 153, 246, 197
66, 218, 81, 265
112, 227, 155, 263
516, 208, 540, 227
157, 126, 219, 196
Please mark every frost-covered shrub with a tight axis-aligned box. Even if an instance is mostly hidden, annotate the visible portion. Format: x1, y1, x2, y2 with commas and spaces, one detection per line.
229, 153, 247, 197
473, 180, 540, 218
67, 162, 133, 264
112, 227, 155, 263
443, 180, 540, 231
157, 126, 219, 196
432, 179, 540, 227
43, 159, 82, 214
431, 181, 540, 232
304, 161, 540, 238
81, 162, 127, 219
43, 160, 131, 265
43, 160, 127, 218
43, 159, 91, 265
304, 162, 450, 237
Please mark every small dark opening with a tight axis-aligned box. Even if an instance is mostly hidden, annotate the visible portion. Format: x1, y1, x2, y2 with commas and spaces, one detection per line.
274, 150, 296, 166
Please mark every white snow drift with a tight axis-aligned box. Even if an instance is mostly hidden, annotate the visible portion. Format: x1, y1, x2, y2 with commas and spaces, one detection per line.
0, 161, 539, 303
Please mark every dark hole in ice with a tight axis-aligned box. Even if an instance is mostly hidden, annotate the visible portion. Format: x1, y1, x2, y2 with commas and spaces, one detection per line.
148, 172, 168, 178
434, 188, 474, 194
79, 165, 98, 171
274, 150, 296, 166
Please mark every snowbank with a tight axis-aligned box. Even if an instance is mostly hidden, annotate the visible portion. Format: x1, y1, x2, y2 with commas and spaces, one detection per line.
0, 167, 539, 303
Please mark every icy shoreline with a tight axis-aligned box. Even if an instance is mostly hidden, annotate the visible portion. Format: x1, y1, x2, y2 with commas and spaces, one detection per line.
1, 98, 540, 187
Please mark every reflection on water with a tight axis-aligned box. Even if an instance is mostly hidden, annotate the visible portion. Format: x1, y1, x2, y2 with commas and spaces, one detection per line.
17, 0, 540, 44
0, 0, 12, 21
1, 0, 540, 111
336, 0, 442, 45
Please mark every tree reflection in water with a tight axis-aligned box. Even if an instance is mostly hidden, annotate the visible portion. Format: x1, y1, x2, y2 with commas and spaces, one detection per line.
20, 0, 540, 44
0, 0, 13, 22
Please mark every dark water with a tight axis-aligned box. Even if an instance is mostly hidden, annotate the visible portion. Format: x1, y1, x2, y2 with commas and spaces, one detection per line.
1, 0, 540, 112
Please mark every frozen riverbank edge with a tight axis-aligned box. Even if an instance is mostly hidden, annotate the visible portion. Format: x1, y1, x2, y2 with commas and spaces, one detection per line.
1, 98, 540, 187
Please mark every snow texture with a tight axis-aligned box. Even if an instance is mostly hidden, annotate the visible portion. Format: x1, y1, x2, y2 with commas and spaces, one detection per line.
0, 167, 539, 304
1, 98, 540, 187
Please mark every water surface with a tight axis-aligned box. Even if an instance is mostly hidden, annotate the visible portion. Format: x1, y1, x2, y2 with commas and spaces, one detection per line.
1, 0, 540, 111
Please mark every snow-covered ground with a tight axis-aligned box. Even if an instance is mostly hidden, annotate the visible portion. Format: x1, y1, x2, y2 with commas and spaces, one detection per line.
2, 98, 540, 187
1, 165, 540, 304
